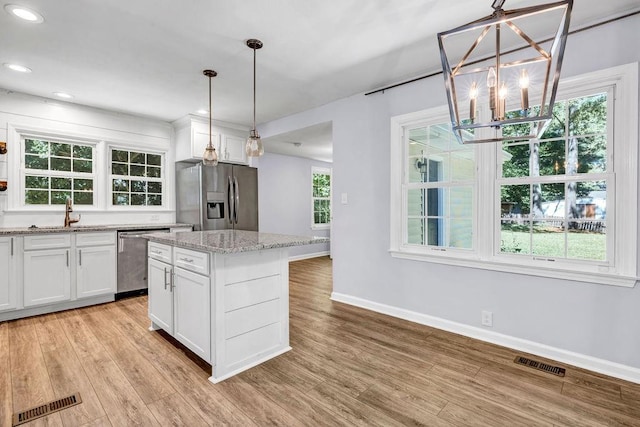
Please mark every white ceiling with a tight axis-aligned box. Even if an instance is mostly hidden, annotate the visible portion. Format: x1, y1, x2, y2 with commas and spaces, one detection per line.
1, 0, 638, 159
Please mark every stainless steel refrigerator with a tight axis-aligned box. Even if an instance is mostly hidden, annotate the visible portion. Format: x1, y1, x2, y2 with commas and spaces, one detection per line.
176, 162, 258, 231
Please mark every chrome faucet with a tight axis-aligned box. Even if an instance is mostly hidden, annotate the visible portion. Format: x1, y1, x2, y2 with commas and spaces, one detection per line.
64, 198, 80, 227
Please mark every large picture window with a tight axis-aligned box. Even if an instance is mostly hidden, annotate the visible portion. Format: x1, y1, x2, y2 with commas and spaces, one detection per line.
23, 138, 95, 206
390, 64, 638, 287
110, 148, 164, 206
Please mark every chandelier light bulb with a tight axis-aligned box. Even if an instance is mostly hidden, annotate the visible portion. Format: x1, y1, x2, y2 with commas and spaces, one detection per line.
519, 69, 530, 111
469, 82, 478, 122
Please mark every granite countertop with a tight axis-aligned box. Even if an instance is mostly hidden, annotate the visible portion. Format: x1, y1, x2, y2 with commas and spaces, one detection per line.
0, 223, 193, 235
143, 229, 329, 254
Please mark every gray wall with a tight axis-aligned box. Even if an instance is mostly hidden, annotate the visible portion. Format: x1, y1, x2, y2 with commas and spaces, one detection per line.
258, 152, 331, 259
258, 15, 640, 370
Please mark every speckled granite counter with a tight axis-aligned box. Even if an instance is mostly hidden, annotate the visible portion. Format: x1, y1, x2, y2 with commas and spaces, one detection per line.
0, 223, 192, 235
142, 229, 329, 254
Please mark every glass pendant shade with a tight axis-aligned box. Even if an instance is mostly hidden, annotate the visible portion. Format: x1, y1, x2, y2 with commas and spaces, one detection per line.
437, 0, 572, 144
203, 144, 218, 166
245, 129, 263, 157
202, 69, 218, 166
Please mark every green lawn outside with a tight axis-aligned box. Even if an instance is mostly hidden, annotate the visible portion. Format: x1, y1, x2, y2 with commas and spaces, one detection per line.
500, 229, 606, 261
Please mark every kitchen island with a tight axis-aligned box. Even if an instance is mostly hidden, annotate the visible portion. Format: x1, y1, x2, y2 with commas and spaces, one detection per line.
143, 229, 328, 383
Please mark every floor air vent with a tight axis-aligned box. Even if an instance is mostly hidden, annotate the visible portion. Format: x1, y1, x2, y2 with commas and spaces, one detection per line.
514, 356, 566, 377
12, 393, 82, 426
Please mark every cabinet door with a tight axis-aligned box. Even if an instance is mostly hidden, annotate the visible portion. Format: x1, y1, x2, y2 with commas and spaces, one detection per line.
24, 248, 71, 307
77, 246, 116, 298
223, 135, 247, 164
0, 237, 17, 312
148, 258, 173, 333
193, 125, 220, 160
173, 267, 211, 362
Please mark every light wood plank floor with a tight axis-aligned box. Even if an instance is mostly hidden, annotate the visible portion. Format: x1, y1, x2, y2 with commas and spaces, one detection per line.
2, 256, 640, 426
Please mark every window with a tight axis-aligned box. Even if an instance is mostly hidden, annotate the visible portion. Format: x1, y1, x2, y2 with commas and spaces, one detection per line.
23, 137, 95, 206
390, 64, 638, 287
312, 167, 331, 229
110, 148, 164, 206
405, 122, 475, 249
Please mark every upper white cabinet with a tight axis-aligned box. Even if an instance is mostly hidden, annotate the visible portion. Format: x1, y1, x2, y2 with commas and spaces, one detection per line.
221, 135, 247, 164
173, 115, 250, 166
0, 237, 17, 312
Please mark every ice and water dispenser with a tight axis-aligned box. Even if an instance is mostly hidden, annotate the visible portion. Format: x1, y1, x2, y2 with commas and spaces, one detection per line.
206, 192, 225, 219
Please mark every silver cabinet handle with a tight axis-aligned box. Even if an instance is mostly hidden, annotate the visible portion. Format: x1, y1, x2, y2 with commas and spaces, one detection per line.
170, 269, 175, 291
151, 249, 162, 255
234, 176, 239, 224
10, 237, 13, 256
66, 250, 69, 267
79, 249, 82, 266
163, 267, 169, 290
179, 257, 194, 263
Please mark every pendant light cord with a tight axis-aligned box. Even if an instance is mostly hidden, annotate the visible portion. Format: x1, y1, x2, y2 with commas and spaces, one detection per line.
252, 46, 256, 131
208, 74, 213, 148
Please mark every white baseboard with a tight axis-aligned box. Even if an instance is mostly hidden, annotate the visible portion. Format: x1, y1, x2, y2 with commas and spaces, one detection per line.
289, 251, 330, 262
331, 292, 640, 385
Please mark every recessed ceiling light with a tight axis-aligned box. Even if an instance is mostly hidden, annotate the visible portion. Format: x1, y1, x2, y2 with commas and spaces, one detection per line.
53, 92, 73, 99
3, 63, 31, 73
196, 109, 208, 115
4, 4, 44, 23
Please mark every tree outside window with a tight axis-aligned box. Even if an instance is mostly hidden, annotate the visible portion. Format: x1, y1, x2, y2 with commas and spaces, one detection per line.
312, 167, 331, 228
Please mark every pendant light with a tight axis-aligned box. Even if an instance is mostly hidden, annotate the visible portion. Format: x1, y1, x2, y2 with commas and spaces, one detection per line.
245, 38, 264, 157
202, 69, 219, 166
437, 0, 572, 144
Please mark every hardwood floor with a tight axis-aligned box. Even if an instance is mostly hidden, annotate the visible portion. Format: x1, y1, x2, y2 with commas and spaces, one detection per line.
2, 256, 640, 426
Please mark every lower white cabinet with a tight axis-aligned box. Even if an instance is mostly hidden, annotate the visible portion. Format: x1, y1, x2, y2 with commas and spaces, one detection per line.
148, 243, 211, 363
148, 257, 173, 332
0, 237, 17, 312
24, 248, 71, 307
76, 245, 116, 298
173, 267, 211, 361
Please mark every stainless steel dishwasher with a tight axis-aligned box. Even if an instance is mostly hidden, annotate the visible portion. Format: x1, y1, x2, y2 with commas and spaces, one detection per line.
116, 229, 170, 299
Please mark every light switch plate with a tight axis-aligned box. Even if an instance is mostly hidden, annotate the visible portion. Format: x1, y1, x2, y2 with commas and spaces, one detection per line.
341, 193, 348, 204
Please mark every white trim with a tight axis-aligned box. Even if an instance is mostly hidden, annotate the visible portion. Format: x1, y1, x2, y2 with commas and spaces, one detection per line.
288, 251, 330, 262
311, 166, 332, 228
331, 292, 640, 385
208, 346, 292, 384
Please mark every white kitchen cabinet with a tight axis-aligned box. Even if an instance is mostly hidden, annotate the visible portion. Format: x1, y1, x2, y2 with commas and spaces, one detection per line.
173, 115, 249, 165
23, 248, 71, 307
76, 245, 116, 298
148, 242, 211, 362
148, 257, 173, 333
0, 237, 17, 312
173, 266, 211, 361
221, 135, 247, 164
76, 232, 116, 299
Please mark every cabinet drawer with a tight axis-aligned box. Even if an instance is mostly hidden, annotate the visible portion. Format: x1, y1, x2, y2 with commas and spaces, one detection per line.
76, 232, 116, 247
174, 247, 209, 275
148, 242, 171, 263
24, 234, 71, 250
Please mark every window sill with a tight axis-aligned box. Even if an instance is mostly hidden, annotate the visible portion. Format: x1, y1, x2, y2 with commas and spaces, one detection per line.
389, 249, 638, 288
312, 224, 330, 231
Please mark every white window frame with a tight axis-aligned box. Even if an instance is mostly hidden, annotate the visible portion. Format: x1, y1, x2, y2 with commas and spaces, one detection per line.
311, 166, 332, 230
107, 145, 166, 210
7, 126, 102, 211
390, 63, 638, 287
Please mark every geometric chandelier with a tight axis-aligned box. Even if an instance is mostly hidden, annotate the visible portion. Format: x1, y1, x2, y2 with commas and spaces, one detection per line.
437, 0, 572, 144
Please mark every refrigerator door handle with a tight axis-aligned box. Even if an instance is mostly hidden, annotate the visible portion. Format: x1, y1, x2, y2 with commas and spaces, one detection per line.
234, 176, 239, 224
227, 175, 234, 224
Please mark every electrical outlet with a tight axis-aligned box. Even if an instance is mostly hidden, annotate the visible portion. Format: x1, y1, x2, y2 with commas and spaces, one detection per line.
150, 214, 160, 222
341, 193, 348, 204
481, 310, 493, 327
